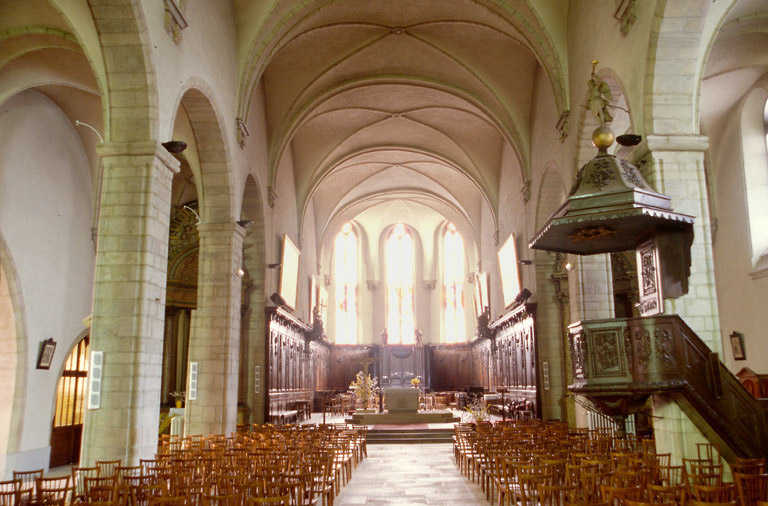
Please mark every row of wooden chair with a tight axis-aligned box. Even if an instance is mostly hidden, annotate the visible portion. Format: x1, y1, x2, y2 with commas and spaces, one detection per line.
3, 423, 367, 505
453, 419, 768, 506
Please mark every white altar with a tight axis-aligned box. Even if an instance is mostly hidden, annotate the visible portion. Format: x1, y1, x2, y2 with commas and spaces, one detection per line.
384, 387, 419, 413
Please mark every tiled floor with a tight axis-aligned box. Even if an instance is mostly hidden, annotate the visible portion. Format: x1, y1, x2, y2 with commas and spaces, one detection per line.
335, 444, 490, 505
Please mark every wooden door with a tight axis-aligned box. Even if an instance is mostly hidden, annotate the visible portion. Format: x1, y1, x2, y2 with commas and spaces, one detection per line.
49, 336, 88, 468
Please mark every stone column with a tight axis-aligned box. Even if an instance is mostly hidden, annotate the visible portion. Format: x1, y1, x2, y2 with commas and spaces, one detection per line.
568, 254, 614, 321
640, 136, 722, 462
532, 253, 568, 421
80, 142, 179, 466
185, 222, 245, 436
568, 253, 614, 427
643, 135, 720, 350
242, 294, 267, 425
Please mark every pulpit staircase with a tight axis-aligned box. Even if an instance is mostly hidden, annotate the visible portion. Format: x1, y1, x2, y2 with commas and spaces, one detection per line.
568, 314, 768, 462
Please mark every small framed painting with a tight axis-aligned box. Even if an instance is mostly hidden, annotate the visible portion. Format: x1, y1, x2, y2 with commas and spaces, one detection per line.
730, 331, 746, 361
36, 338, 57, 369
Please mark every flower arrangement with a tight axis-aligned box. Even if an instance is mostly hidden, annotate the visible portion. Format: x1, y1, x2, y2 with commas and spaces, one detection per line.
349, 371, 379, 410
169, 391, 185, 407
463, 399, 489, 423
411, 376, 421, 388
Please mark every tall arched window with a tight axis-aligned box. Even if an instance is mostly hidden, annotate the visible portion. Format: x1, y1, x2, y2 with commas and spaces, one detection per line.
443, 223, 466, 343
386, 224, 415, 344
740, 90, 768, 273
334, 223, 358, 344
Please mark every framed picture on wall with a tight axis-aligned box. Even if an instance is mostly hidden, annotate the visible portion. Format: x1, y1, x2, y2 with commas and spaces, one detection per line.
730, 331, 746, 360
36, 338, 57, 370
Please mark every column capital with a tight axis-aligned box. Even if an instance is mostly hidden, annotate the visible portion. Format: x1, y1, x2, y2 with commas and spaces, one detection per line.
196, 221, 247, 239
96, 141, 180, 174
632, 134, 709, 162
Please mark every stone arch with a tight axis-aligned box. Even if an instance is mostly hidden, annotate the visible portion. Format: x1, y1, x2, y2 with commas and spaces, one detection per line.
0, 232, 28, 478
170, 80, 236, 223
239, 175, 267, 424
88, 0, 158, 142
644, 0, 738, 135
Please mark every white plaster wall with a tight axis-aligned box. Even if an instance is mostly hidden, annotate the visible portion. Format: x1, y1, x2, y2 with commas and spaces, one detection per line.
140, 0, 237, 146
709, 85, 768, 371
0, 90, 94, 475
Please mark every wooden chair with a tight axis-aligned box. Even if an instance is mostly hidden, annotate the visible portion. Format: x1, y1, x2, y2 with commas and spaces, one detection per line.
130, 483, 164, 506
202, 493, 241, 506
71, 466, 100, 501
601, 484, 642, 505
245, 494, 291, 505
658, 465, 686, 487
148, 495, 193, 505
539, 483, 578, 505
688, 501, 737, 506
691, 483, 737, 502
624, 501, 675, 506
95, 460, 122, 479
733, 459, 765, 475
13, 468, 43, 501
735, 472, 768, 506
581, 470, 614, 502
648, 483, 686, 504
0, 487, 20, 506
36, 476, 75, 505
83, 476, 118, 502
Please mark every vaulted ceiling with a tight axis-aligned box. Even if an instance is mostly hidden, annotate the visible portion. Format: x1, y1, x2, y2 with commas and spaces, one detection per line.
235, 0, 569, 251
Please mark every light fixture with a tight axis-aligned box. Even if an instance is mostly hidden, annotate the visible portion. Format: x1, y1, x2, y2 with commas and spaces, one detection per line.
518, 259, 533, 265
267, 263, 281, 269
270, 292, 289, 310
236, 220, 253, 228
565, 262, 573, 271
236, 268, 245, 277
162, 140, 187, 154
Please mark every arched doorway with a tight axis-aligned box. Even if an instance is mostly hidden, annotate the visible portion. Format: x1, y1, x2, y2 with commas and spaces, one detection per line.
49, 335, 89, 468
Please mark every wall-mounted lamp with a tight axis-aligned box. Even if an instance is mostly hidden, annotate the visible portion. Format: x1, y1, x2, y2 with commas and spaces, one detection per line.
267, 263, 281, 269
518, 259, 533, 265
236, 268, 245, 277
74, 121, 104, 143
162, 140, 187, 154
236, 220, 254, 228
565, 262, 573, 271
182, 205, 200, 224
270, 292, 289, 309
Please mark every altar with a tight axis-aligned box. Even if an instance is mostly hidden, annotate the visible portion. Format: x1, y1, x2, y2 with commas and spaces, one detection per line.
384, 387, 419, 413
346, 387, 458, 425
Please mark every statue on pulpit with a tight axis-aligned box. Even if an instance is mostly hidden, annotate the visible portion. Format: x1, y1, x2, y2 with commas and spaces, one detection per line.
380, 328, 388, 345
414, 328, 423, 346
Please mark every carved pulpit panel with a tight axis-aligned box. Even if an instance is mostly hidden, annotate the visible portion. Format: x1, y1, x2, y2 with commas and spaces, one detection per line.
636, 237, 663, 316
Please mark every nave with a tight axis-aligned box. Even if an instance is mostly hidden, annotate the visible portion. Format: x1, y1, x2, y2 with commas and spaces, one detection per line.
335, 445, 487, 506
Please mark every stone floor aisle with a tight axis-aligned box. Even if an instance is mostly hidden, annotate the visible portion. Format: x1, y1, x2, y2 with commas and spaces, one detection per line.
335, 444, 490, 505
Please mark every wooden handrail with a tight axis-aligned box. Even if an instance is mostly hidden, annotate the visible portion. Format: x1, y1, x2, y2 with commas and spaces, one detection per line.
568, 314, 768, 461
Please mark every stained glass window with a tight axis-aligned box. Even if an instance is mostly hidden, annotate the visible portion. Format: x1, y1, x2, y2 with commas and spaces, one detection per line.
334, 223, 358, 344
443, 223, 466, 343
386, 224, 415, 344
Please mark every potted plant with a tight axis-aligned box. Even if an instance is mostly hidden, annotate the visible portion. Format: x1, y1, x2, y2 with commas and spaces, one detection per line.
349, 371, 379, 412
170, 391, 185, 409
463, 399, 489, 424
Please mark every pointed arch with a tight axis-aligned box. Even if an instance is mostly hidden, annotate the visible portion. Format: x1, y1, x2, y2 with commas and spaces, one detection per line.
0, 233, 28, 478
